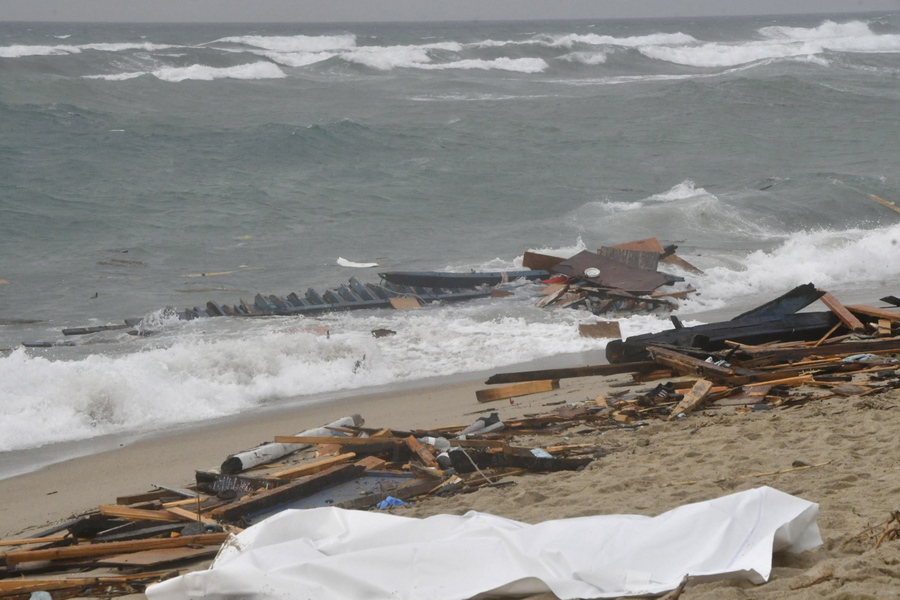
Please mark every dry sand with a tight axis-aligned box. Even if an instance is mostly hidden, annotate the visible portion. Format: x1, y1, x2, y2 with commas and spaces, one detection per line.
2, 371, 900, 599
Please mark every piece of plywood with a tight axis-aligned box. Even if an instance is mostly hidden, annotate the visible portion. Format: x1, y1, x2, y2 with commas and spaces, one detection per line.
598, 247, 660, 272
389, 297, 421, 310
522, 251, 567, 271
475, 380, 559, 403
579, 321, 621, 339
609, 237, 665, 254
667, 379, 714, 420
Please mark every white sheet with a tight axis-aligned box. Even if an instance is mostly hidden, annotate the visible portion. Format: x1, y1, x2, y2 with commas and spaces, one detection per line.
146, 486, 821, 600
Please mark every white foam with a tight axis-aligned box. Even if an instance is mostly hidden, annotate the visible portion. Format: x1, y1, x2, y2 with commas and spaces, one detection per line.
152, 62, 286, 82
255, 50, 335, 68
417, 57, 548, 73
559, 51, 608, 65
686, 224, 900, 308
342, 45, 433, 70
648, 180, 709, 202
0, 42, 174, 58
0, 300, 608, 452
640, 20, 900, 68
216, 34, 358, 53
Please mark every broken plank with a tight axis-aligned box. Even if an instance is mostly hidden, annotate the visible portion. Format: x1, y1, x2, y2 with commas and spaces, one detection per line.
647, 346, 760, 383
579, 321, 621, 339
475, 380, 559, 403
667, 379, 714, 420
845, 304, 900, 322
405, 436, 438, 468
272, 436, 403, 446
97, 545, 218, 567
4, 533, 228, 566
818, 291, 865, 332
868, 193, 900, 215
485, 361, 658, 385
97, 505, 183, 523
269, 452, 357, 480
389, 297, 421, 310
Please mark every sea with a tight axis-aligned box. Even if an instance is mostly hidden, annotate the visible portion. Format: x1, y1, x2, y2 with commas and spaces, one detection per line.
2, 12, 899, 478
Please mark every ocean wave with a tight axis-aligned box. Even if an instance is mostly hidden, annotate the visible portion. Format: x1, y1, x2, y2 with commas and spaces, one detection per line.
559, 51, 607, 65
417, 57, 548, 73
86, 62, 287, 82
685, 223, 900, 307
641, 20, 900, 68
0, 42, 174, 58
0, 301, 605, 452
215, 34, 358, 52
649, 180, 709, 202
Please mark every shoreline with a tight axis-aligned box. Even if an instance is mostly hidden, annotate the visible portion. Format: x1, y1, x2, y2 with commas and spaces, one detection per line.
0, 363, 612, 540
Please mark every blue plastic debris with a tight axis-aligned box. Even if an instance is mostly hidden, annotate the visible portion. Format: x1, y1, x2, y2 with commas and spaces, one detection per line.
376, 496, 407, 510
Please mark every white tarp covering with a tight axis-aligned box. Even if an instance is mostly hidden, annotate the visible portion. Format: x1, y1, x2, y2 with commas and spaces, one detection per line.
146, 486, 821, 600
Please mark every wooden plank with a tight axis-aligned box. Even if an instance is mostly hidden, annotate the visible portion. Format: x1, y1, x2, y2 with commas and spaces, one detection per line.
868, 193, 900, 215
647, 346, 759, 383
98, 505, 183, 523
405, 436, 438, 468
0, 536, 68, 547
845, 304, 900, 322
4, 533, 228, 566
209, 464, 365, 521
97, 545, 218, 567
818, 291, 865, 332
579, 321, 621, 339
389, 297, 421, 310
269, 452, 357, 480
667, 379, 714, 420
166, 506, 217, 525
485, 360, 658, 385
273, 435, 403, 446
475, 380, 559, 403
354, 455, 387, 470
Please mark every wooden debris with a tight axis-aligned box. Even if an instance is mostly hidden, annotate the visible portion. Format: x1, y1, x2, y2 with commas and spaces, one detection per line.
475, 380, 560, 403
389, 297, 421, 310
579, 321, 621, 339
667, 379, 714, 420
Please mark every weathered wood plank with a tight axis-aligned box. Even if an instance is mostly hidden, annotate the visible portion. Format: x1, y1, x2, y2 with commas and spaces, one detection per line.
5, 533, 228, 566
475, 380, 559, 403
818, 291, 865, 332
97, 505, 183, 523
667, 379, 714, 420
269, 452, 357, 480
579, 321, 621, 339
485, 361, 658, 385
845, 304, 900, 322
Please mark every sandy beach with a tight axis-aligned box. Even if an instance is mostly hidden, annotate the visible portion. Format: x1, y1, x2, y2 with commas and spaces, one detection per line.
2, 368, 899, 599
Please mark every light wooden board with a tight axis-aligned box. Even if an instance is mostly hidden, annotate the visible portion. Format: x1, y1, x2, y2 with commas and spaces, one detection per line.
475, 380, 559, 403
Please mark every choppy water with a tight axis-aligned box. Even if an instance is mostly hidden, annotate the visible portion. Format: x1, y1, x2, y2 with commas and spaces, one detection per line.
2, 13, 899, 472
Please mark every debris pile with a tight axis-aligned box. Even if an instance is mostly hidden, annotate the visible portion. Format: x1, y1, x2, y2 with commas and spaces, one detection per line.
482, 283, 900, 423
0, 409, 609, 597
524, 237, 700, 316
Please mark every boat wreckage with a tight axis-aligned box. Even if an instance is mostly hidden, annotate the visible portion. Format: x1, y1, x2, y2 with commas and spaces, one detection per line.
39, 237, 698, 343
